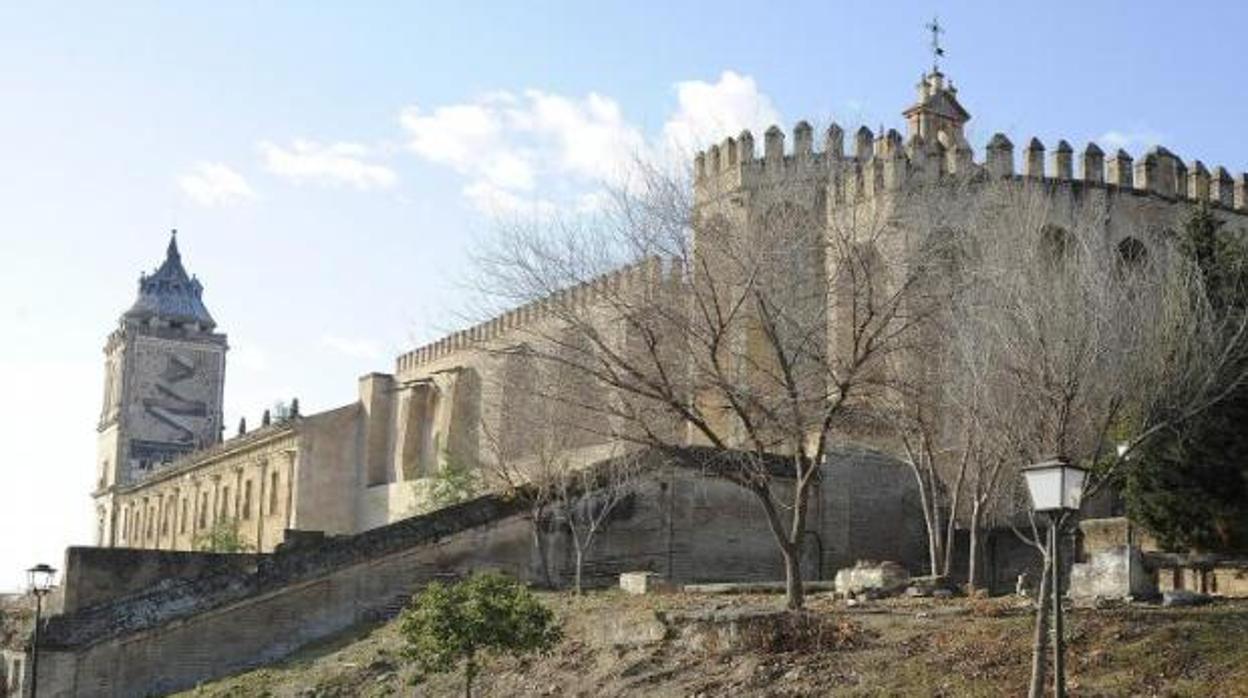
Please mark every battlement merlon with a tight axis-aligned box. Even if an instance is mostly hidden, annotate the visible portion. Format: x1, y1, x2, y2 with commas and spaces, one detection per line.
394, 256, 683, 374
692, 121, 1248, 214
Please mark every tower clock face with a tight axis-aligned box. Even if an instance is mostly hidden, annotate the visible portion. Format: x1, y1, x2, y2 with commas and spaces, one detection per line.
129, 340, 222, 448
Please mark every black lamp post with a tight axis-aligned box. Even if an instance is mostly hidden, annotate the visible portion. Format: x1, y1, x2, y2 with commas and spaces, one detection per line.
25, 563, 56, 698
1021, 458, 1088, 698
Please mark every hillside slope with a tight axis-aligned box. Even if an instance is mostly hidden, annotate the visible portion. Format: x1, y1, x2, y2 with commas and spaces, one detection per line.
176, 592, 1248, 697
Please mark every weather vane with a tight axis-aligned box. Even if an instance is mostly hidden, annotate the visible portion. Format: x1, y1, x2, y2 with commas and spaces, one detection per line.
926, 16, 945, 72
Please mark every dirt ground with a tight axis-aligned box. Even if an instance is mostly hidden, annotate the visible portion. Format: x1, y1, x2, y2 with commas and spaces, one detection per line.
175, 591, 1248, 697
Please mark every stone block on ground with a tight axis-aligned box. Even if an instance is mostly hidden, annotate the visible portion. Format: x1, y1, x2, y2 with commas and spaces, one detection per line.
619, 571, 674, 595
682, 581, 838, 595
1162, 589, 1212, 607
1069, 546, 1156, 602
834, 561, 910, 598
585, 609, 668, 647
903, 575, 950, 597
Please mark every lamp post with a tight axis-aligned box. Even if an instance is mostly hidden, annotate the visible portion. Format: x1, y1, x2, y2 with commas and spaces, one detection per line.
1022, 458, 1088, 698
25, 563, 56, 698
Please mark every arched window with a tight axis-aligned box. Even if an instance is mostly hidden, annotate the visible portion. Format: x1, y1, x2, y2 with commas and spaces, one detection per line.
1117, 237, 1149, 270
1039, 224, 1075, 267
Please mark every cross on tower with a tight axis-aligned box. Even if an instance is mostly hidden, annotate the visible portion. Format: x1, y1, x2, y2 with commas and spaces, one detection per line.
926, 16, 945, 71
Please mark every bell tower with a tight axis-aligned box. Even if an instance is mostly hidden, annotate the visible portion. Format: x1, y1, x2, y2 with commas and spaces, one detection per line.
902, 18, 971, 146
94, 231, 227, 545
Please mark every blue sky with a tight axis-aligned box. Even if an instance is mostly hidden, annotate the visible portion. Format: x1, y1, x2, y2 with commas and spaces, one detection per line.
1, 0, 1245, 589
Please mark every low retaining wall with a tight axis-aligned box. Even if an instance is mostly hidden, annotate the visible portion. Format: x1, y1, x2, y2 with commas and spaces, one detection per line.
37, 495, 531, 697
56, 548, 264, 614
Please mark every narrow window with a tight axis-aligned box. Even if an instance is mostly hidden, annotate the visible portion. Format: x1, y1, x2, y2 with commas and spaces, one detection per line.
243, 480, 253, 520
221, 486, 231, 520
269, 471, 280, 514
180, 499, 188, 533
199, 493, 208, 528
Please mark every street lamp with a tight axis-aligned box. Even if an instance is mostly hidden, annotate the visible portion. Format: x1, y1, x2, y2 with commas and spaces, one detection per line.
1022, 458, 1088, 698
25, 563, 56, 698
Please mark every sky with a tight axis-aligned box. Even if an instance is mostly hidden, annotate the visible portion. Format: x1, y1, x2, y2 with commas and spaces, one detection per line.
1, 0, 1246, 591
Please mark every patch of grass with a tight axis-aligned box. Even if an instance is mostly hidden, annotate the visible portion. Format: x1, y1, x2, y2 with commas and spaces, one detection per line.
177, 594, 1248, 698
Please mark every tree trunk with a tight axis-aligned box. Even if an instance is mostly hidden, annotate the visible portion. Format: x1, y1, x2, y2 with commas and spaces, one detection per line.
574, 547, 584, 595
928, 464, 946, 575
942, 458, 968, 577
782, 546, 804, 611
465, 655, 477, 698
1028, 548, 1053, 698
531, 514, 551, 588
967, 502, 982, 592
908, 457, 941, 576
751, 482, 809, 611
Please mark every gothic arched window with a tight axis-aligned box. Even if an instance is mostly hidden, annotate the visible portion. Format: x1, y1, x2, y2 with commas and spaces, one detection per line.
1039, 224, 1075, 268
1117, 237, 1149, 271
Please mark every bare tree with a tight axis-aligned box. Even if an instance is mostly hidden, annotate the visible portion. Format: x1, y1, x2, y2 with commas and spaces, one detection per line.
896, 408, 954, 577
478, 344, 640, 594
957, 181, 1248, 493
481, 421, 639, 594
935, 179, 1248, 696
473, 158, 961, 610
554, 451, 639, 594
479, 412, 562, 588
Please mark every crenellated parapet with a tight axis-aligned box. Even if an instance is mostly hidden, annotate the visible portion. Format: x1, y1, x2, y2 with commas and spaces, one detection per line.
395, 256, 684, 373
694, 119, 983, 202
694, 120, 1248, 214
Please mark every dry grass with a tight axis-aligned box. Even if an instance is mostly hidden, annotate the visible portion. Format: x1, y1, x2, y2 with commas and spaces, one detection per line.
175, 593, 1248, 698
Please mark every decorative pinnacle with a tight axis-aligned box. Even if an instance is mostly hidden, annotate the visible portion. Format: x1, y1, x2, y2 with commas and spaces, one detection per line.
167, 228, 180, 261
926, 16, 946, 72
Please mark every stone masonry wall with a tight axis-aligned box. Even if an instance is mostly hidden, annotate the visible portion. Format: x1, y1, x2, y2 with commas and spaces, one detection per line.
36, 450, 927, 696
56, 547, 263, 615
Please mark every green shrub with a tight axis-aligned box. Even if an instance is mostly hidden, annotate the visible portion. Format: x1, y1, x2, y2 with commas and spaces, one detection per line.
193, 519, 254, 553
399, 572, 560, 697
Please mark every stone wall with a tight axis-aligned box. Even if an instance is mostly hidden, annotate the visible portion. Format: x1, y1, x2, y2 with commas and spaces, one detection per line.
55, 547, 263, 614
1066, 518, 1248, 601
34, 450, 928, 697
1069, 545, 1155, 601
291, 404, 363, 536
107, 424, 299, 553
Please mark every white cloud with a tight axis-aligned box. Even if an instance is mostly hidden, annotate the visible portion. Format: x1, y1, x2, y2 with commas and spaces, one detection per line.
480, 150, 536, 191
519, 90, 646, 183
400, 89, 650, 216
1098, 128, 1165, 153
662, 71, 782, 155
398, 73, 779, 217
321, 334, 382, 360
260, 140, 397, 190
401, 102, 504, 170
462, 181, 557, 218
178, 162, 256, 206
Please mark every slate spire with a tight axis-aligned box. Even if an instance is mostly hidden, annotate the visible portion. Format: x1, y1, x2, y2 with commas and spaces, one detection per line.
123, 229, 217, 330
